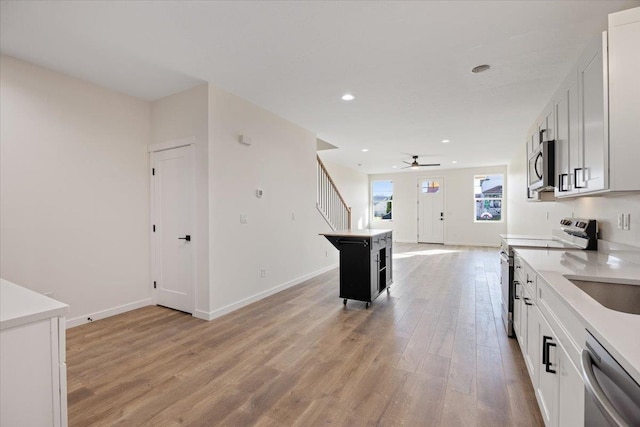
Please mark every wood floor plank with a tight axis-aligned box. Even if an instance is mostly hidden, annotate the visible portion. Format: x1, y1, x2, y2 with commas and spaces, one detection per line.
66, 244, 543, 427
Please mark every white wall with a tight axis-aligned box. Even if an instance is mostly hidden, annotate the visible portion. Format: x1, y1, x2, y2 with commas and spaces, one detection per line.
319, 157, 370, 230
206, 84, 337, 318
507, 151, 640, 247
369, 165, 508, 246
0, 55, 151, 324
150, 84, 211, 318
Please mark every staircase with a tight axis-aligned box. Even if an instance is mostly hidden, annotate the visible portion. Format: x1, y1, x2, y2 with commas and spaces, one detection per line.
316, 155, 351, 231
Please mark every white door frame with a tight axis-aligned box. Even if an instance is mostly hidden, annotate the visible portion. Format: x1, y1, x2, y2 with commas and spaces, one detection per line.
417, 176, 446, 244
148, 137, 196, 313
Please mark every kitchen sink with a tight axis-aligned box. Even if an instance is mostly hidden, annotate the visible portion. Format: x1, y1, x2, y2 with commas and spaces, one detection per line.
565, 275, 640, 315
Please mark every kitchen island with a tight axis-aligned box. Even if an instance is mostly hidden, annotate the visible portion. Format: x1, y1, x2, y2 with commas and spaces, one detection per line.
321, 229, 392, 307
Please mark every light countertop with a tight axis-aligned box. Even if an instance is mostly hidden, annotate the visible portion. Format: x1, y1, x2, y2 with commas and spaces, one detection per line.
513, 248, 640, 383
0, 278, 69, 330
500, 234, 553, 240
320, 229, 392, 238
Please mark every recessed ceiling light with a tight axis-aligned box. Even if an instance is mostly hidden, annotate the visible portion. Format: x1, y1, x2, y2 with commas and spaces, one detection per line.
442, 139, 450, 143
471, 64, 491, 73
452, 160, 457, 164
392, 165, 398, 169
341, 93, 355, 101
361, 148, 369, 152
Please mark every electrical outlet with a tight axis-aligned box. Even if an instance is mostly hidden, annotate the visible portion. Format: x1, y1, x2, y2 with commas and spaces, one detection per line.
240, 214, 248, 224
623, 213, 631, 230
618, 213, 624, 230
260, 269, 266, 278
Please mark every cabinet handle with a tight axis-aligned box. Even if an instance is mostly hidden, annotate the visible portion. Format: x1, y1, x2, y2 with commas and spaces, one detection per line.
514, 281, 520, 299
542, 335, 550, 365
542, 336, 557, 374
574, 168, 585, 189
558, 174, 569, 192
524, 297, 533, 306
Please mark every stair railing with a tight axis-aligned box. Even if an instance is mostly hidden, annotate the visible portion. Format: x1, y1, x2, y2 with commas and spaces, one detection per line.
317, 155, 351, 230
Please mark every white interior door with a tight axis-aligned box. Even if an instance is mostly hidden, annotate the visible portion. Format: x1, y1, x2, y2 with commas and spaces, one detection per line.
418, 177, 444, 244
152, 145, 194, 313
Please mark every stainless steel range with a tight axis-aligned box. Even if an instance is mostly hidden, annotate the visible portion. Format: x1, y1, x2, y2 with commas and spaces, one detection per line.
500, 218, 598, 337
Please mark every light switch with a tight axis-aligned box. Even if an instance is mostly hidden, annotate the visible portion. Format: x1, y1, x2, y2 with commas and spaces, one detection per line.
618, 213, 624, 230
623, 213, 631, 230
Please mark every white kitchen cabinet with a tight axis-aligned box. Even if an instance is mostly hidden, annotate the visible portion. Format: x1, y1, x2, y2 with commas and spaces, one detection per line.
535, 311, 584, 427
557, 343, 585, 427
608, 7, 640, 192
554, 73, 580, 196
530, 6, 640, 198
541, 102, 555, 146
576, 33, 608, 194
0, 279, 69, 427
512, 254, 587, 427
513, 277, 522, 341
536, 312, 558, 426
523, 285, 539, 383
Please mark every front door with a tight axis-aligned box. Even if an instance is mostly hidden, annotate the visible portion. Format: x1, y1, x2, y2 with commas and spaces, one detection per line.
418, 177, 444, 244
152, 145, 194, 313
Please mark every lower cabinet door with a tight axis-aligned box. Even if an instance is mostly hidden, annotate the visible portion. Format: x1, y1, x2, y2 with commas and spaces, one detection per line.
513, 280, 522, 339
524, 288, 538, 381
536, 314, 559, 427
558, 344, 584, 427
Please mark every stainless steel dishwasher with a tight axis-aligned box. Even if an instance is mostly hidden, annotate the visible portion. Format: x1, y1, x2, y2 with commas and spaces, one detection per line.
581, 330, 640, 426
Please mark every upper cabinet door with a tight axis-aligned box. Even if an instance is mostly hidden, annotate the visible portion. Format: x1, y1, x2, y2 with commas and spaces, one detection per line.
608, 8, 640, 191
577, 33, 608, 194
554, 73, 580, 197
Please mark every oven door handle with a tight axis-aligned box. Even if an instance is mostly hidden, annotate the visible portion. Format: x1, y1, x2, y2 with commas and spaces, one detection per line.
581, 349, 629, 427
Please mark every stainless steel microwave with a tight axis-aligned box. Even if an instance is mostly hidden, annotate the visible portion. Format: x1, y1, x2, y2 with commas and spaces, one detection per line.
528, 140, 555, 191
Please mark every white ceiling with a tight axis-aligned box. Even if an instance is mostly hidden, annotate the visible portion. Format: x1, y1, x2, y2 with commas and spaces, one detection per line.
1, 0, 638, 174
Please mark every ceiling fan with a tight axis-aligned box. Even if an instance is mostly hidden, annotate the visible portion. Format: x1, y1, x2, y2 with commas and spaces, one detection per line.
402, 155, 440, 169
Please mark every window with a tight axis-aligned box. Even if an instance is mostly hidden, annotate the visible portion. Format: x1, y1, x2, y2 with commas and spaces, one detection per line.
474, 174, 503, 222
421, 180, 441, 193
372, 180, 393, 220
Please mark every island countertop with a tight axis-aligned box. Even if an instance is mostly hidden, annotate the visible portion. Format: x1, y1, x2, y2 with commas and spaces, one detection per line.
320, 229, 392, 238
0, 278, 69, 330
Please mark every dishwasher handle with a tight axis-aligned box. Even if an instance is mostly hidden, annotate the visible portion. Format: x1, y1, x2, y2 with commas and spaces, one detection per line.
581, 349, 629, 427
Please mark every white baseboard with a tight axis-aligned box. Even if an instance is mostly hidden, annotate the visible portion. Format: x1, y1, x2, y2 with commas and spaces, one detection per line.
196, 264, 338, 322
66, 298, 153, 328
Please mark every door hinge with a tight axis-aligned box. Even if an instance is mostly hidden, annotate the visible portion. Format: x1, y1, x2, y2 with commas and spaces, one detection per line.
152, 168, 155, 176
153, 281, 157, 289
153, 225, 156, 232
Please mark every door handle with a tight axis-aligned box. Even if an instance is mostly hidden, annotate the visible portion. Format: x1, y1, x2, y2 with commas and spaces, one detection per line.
178, 235, 191, 242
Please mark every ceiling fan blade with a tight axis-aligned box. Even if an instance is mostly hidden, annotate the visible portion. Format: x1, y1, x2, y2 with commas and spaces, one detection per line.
402, 161, 412, 165
418, 163, 441, 167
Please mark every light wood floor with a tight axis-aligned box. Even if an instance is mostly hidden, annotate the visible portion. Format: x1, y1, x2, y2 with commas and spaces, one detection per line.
66, 243, 543, 426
